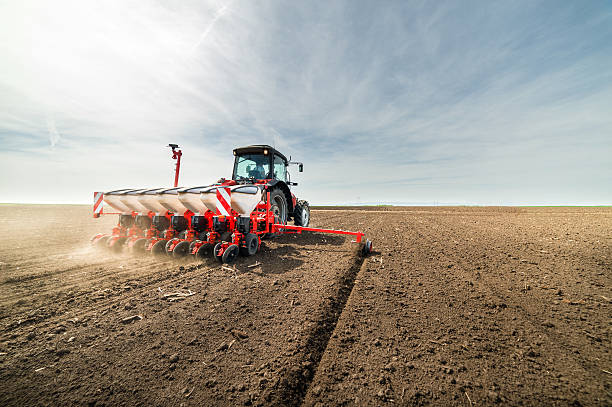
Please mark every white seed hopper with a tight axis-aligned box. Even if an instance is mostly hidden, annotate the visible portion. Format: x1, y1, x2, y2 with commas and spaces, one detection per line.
103, 189, 135, 214
157, 187, 189, 214
199, 185, 263, 215
178, 186, 211, 214
118, 189, 150, 213
230, 185, 263, 215
137, 188, 169, 214
199, 186, 220, 213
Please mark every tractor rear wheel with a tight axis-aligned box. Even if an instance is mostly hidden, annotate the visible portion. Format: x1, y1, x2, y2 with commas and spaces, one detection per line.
264, 188, 287, 239
294, 200, 310, 227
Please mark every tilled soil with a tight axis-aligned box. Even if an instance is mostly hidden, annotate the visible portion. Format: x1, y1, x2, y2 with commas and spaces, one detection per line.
0, 205, 610, 406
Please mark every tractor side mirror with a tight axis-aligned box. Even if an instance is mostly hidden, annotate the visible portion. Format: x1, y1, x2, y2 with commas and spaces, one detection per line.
299, 164, 303, 172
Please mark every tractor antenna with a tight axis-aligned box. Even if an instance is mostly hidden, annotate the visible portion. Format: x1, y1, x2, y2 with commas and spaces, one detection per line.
168, 144, 182, 187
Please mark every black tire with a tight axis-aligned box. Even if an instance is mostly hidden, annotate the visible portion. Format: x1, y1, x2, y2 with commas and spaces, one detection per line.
130, 238, 148, 255
213, 242, 224, 262
264, 188, 288, 238
151, 240, 168, 256
360, 239, 373, 256
173, 241, 191, 258
108, 237, 127, 253
196, 242, 212, 259
222, 244, 239, 264
240, 233, 259, 256
293, 200, 310, 227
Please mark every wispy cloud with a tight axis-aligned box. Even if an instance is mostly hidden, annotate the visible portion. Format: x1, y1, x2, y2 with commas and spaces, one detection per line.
0, 0, 610, 204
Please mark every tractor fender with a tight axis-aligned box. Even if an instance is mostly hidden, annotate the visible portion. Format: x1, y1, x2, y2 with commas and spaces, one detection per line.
266, 180, 294, 216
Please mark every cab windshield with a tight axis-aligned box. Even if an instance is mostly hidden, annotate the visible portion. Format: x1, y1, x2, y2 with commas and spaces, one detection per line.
233, 153, 270, 180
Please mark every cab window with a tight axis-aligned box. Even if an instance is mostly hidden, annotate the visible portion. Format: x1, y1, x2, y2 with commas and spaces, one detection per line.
273, 155, 287, 181
234, 154, 270, 180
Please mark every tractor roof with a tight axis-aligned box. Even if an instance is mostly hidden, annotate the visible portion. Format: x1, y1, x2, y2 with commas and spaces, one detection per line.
233, 145, 288, 163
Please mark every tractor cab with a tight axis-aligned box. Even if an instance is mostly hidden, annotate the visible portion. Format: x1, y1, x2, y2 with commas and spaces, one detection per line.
232, 145, 291, 183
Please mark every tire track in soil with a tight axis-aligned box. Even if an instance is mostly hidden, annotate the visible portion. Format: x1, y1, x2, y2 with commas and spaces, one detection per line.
303, 209, 611, 406
267, 213, 384, 406
270, 254, 368, 406
0, 227, 360, 406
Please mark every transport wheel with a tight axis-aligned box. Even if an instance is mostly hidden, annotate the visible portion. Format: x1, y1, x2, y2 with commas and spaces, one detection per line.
196, 243, 212, 259
361, 239, 373, 256
293, 200, 310, 227
151, 240, 168, 256
264, 188, 288, 239
130, 238, 148, 255
222, 244, 239, 264
173, 241, 191, 258
213, 242, 224, 262
240, 233, 259, 256
165, 238, 178, 255
109, 237, 127, 253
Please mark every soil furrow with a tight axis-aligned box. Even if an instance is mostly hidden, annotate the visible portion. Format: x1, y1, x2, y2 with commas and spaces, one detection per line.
270, 254, 368, 405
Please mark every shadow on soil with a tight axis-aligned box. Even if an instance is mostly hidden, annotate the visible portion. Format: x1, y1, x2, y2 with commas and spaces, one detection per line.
232, 232, 348, 275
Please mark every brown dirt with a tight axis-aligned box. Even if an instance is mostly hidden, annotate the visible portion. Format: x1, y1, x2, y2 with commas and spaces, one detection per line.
0, 205, 610, 406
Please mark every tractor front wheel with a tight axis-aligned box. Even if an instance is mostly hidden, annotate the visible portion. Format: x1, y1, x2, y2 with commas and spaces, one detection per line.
294, 200, 310, 227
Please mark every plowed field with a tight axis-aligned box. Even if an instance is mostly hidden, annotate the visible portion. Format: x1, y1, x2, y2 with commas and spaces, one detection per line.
0, 205, 610, 406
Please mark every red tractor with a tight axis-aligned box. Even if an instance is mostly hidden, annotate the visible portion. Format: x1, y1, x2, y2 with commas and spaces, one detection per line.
92, 144, 372, 263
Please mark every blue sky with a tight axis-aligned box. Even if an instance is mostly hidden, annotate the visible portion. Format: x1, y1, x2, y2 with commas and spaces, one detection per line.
0, 0, 611, 205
